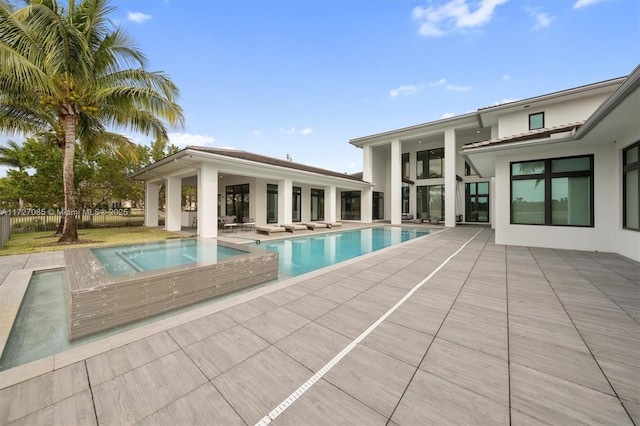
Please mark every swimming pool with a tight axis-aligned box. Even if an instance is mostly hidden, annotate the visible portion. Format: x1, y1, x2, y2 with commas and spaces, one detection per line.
251, 226, 430, 277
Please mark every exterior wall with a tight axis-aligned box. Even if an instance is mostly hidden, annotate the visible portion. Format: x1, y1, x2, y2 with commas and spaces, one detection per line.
493, 140, 619, 254
371, 147, 390, 220
498, 94, 610, 138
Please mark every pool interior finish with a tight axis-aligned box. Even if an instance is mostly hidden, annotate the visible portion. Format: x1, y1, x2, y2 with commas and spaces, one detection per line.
92, 238, 247, 277
252, 226, 430, 277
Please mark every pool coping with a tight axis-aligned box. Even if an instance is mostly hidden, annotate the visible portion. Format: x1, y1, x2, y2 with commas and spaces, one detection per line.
0, 227, 444, 390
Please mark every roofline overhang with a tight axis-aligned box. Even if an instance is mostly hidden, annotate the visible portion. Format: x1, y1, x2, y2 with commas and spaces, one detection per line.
477, 76, 627, 116
349, 112, 478, 147
460, 130, 576, 155
129, 148, 373, 188
573, 64, 640, 140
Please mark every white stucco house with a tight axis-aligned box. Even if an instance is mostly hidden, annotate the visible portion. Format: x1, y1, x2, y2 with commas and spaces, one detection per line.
131, 64, 639, 261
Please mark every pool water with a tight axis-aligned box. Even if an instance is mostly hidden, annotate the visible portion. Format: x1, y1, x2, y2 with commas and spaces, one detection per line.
92, 238, 246, 276
251, 226, 430, 277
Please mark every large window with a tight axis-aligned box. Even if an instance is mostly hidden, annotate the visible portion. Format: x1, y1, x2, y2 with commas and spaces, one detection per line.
341, 191, 361, 220
402, 153, 410, 180
225, 184, 249, 220
402, 186, 410, 214
311, 188, 324, 221
373, 191, 384, 220
416, 185, 444, 221
510, 155, 593, 226
417, 148, 444, 179
529, 112, 544, 130
623, 142, 639, 231
466, 182, 489, 222
267, 184, 278, 224
292, 186, 302, 222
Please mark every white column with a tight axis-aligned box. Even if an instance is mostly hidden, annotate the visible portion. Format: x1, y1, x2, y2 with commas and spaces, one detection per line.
444, 128, 457, 227
198, 164, 218, 238
390, 139, 402, 225
325, 185, 337, 223
165, 177, 182, 232
363, 145, 373, 182
361, 188, 373, 223
144, 182, 160, 227
278, 179, 293, 225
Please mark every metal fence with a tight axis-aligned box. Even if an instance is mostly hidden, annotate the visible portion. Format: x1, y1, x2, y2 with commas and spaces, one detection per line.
0, 214, 9, 249
8, 209, 146, 234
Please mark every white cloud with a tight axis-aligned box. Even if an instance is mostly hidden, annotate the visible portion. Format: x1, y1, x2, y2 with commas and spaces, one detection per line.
492, 98, 519, 105
446, 84, 471, 92
525, 7, 555, 30
503, 74, 510, 80
440, 112, 456, 119
390, 85, 420, 97
168, 132, 215, 147
280, 128, 313, 135
433, 78, 447, 86
252, 130, 261, 136
346, 162, 356, 169
574, 0, 609, 8
128, 11, 152, 23
412, 0, 509, 37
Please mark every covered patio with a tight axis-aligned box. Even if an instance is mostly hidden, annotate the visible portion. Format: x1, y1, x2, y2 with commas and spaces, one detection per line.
129, 147, 373, 238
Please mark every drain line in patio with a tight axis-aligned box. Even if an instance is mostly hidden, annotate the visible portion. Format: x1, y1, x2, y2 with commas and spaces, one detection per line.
256, 228, 484, 426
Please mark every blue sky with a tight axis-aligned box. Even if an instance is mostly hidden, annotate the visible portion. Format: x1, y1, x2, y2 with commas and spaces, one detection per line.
1, 0, 639, 177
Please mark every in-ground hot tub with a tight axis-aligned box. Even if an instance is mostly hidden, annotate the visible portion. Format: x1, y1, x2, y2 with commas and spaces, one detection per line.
64, 238, 278, 340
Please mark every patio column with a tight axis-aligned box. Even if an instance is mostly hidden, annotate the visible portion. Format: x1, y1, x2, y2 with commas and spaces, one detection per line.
198, 163, 218, 238
390, 139, 402, 225
325, 185, 337, 223
363, 145, 373, 182
165, 176, 182, 232
444, 128, 457, 227
278, 179, 292, 225
360, 144, 374, 224
144, 182, 160, 227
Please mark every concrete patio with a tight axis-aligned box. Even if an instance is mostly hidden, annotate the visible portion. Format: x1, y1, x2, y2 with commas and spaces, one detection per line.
0, 227, 638, 425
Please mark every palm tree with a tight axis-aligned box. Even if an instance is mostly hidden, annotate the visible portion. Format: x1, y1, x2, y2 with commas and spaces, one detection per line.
0, 0, 184, 242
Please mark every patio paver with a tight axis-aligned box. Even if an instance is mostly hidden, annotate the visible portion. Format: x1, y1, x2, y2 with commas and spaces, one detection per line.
0, 226, 638, 425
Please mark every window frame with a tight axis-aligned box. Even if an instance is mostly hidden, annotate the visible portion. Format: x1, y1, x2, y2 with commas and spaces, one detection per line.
623, 141, 640, 231
416, 148, 445, 179
510, 154, 594, 227
529, 112, 545, 130
402, 153, 410, 180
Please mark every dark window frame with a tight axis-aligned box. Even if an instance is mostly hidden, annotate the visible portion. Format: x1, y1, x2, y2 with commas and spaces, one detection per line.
510, 154, 594, 227
465, 182, 490, 223
623, 141, 640, 231
292, 186, 302, 222
402, 152, 410, 180
310, 188, 325, 221
266, 184, 278, 224
416, 148, 445, 179
529, 112, 545, 130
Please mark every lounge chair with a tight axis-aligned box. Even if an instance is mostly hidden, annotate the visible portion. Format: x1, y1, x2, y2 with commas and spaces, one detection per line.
256, 225, 286, 235
241, 217, 256, 231
220, 215, 237, 233
304, 222, 328, 230
320, 221, 342, 228
283, 224, 308, 232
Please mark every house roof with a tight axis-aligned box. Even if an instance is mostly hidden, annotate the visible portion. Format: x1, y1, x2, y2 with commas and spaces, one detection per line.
185, 146, 365, 182
461, 122, 584, 152
129, 145, 367, 184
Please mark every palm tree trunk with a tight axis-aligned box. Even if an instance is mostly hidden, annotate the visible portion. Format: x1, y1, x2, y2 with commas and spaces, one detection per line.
58, 114, 78, 242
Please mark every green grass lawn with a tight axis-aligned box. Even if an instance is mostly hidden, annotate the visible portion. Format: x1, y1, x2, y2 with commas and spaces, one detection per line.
0, 227, 190, 256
